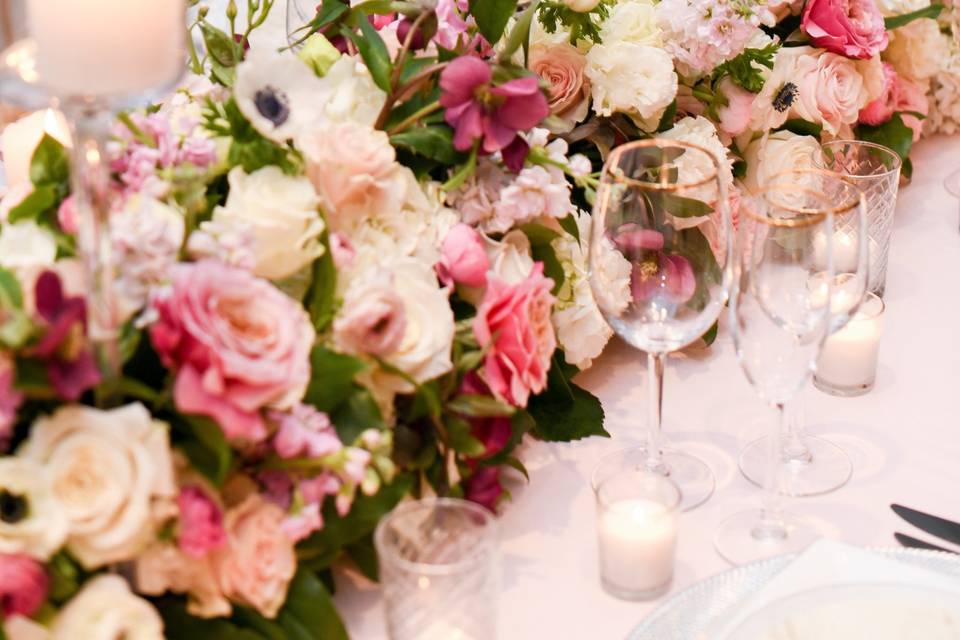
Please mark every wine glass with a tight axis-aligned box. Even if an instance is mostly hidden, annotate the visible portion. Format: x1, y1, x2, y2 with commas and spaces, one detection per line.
286, 0, 314, 49
588, 139, 732, 511
738, 169, 868, 497
715, 176, 859, 565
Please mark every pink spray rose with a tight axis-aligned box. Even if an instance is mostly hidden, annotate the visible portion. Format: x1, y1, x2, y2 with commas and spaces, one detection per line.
437, 223, 489, 288
464, 467, 503, 511
0, 553, 48, 618
177, 486, 227, 558
150, 260, 315, 442
440, 56, 550, 154
801, 0, 888, 60
271, 404, 342, 460
212, 495, 296, 619
859, 62, 897, 125
473, 262, 556, 408
895, 76, 929, 141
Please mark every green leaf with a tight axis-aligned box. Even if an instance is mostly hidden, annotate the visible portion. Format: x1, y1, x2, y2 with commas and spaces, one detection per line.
446, 394, 516, 418
445, 414, 487, 456
675, 225, 722, 312
442, 143, 479, 192
527, 355, 608, 442
390, 126, 461, 164
47, 552, 83, 604
713, 42, 779, 93
342, 18, 393, 92
312, 0, 351, 30
275, 570, 348, 640
29, 135, 70, 187
702, 320, 719, 347
7, 185, 58, 223
521, 223, 566, 294
780, 119, 823, 138
172, 414, 233, 486
330, 388, 384, 443
201, 23, 240, 68
857, 113, 913, 174
304, 231, 337, 333
499, 0, 541, 62
470, 0, 518, 43
519, 222, 562, 245
157, 597, 265, 640
304, 346, 368, 413
558, 214, 581, 243
14, 358, 53, 396
345, 535, 379, 582
884, 3, 943, 29
656, 100, 678, 133
651, 193, 714, 218
0, 267, 23, 309
0, 311, 32, 349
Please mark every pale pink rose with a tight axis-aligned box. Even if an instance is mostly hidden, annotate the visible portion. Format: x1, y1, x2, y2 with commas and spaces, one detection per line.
271, 404, 342, 460
149, 260, 315, 442
529, 43, 591, 132
135, 542, 231, 618
473, 263, 556, 407
0, 554, 48, 618
212, 495, 296, 619
329, 232, 356, 269
177, 486, 227, 558
895, 75, 929, 141
794, 52, 870, 135
717, 78, 755, 137
859, 62, 897, 125
333, 278, 407, 357
437, 223, 489, 288
299, 122, 405, 230
802, 0, 887, 60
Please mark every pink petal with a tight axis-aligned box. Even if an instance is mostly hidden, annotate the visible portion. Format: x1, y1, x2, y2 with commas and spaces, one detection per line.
440, 56, 491, 107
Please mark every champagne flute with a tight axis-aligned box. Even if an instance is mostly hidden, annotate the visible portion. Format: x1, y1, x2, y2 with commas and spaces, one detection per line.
588, 139, 732, 511
738, 169, 868, 496
715, 177, 860, 564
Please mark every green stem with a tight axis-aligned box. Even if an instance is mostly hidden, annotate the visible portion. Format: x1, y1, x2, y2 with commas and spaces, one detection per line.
117, 112, 156, 148
386, 101, 443, 135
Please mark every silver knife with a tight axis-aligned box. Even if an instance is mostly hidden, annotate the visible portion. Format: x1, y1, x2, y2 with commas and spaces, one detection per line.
891, 504, 960, 548
894, 532, 959, 555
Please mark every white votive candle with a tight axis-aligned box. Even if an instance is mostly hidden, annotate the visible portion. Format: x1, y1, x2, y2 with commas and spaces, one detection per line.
0, 108, 71, 186
815, 292, 884, 396
27, 0, 185, 96
813, 229, 859, 274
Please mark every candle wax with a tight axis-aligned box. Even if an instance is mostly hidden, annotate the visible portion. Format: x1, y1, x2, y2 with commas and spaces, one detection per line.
598, 498, 678, 593
817, 307, 883, 388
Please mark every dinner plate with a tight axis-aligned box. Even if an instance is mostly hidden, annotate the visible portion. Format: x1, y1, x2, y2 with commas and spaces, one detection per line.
626, 545, 960, 640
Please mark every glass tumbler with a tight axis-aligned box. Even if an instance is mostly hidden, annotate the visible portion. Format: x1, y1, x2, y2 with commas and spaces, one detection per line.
818, 140, 901, 297
375, 498, 499, 640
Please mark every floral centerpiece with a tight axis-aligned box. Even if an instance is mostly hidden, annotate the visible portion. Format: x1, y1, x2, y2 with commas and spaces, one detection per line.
0, 0, 949, 636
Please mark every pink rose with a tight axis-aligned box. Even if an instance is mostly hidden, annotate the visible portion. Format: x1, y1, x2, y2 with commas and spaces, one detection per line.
328, 232, 356, 269
177, 486, 227, 558
300, 122, 406, 230
212, 495, 296, 619
801, 0, 887, 60
631, 253, 696, 306
717, 78, 755, 137
894, 76, 929, 142
464, 467, 503, 511
794, 51, 874, 135
859, 62, 897, 125
0, 356, 23, 451
333, 278, 407, 357
437, 223, 489, 288
0, 553, 48, 618
150, 260, 315, 442
473, 263, 556, 407
271, 404, 342, 460
529, 43, 591, 132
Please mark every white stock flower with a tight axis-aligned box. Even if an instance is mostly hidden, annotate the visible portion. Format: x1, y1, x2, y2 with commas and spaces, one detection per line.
0, 458, 68, 560
316, 56, 388, 126
51, 575, 164, 640
586, 41, 677, 121
551, 211, 615, 370
743, 130, 820, 194
600, 0, 662, 46
0, 221, 57, 272
660, 116, 734, 206
206, 166, 325, 280
495, 164, 572, 228
234, 49, 326, 143
20, 403, 177, 569
884, 19, 948, 81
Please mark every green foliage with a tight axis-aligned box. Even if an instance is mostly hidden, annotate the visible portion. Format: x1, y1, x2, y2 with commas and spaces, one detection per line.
202, 99, 300, 175
304, 347, 368, 413
702, 320, 719, 347
342, 16, 393, 92
538, 1, 611, 44
500, 0, 542, 63
558, 213, 581, 243
331, 389, 385, 443
273, 570, 348, 640
521, 223, 566, 295
713, 43, 779, 93
170, 414, 234, 486
780, 119, 823, 138
470, 0, 519, 44
884, 3, 943, 29
29, 135, 70, 188
527, 356, 608, 441
857, 113, 914, 179
656, 100, 679, 133
304, 231, 338, 332
46, 552, 85, 604
445, 394, 516, 418
8, 135, 72, 251
649, 193, 715, 218
445, 414, 487, 456
390, 126, 462, 165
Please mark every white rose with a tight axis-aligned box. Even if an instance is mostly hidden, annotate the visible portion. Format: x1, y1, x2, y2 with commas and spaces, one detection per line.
0, 458, 68, 560
586, 41, 677, 120
600, 0, 662, 46
0, 221, 57, 272
884, 19, 948, 81
660, 116, 734, 207
743, 130, 820, 194
563, 0, 602, 11
52, 575, 164, 640
4, 615, 50, 640
317, 56, 388, 126
20, 403, 177, 569
207, 166, 325, 280
551, 211, 615, 369
484, 230, 535, 285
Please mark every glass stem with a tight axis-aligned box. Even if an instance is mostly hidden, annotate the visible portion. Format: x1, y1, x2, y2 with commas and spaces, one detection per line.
645, 352, 666, 473
69, 106, 121, 402
782, 398, 813, 466
753, 403, 789, 541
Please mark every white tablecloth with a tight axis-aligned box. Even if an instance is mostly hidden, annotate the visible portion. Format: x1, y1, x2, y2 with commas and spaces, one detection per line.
334, 136, 960, 638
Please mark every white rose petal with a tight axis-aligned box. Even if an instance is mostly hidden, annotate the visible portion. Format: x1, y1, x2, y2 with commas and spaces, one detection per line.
586, 42, 677, 120
52, 575, 164, 640
316, 56, 388, 127
744, 130, 821, 194
484, 230, 535, 285
601, 0, 662, 46
20, 403, 177, 569
0, 458, 68, 560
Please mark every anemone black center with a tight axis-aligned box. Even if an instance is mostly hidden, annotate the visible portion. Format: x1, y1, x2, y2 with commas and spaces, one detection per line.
0, 489, 28, 524
254, 87, 291, 128
772, 82, 798, 113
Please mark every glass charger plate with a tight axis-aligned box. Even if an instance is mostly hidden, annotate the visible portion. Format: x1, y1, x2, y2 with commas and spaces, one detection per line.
627, 548, 960, 640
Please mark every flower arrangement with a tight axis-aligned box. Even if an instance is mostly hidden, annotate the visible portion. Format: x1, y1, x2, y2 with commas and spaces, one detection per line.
0, 0, 950, 636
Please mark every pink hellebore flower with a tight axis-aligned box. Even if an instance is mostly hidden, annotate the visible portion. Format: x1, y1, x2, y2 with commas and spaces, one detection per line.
176, 486, 227, 557
464, 467, 503, 511
632, 254, 697, 306
0, 553, 48, 618
437, 223, 489, 288
440, 56, 549, 154
801, 0, 888, 60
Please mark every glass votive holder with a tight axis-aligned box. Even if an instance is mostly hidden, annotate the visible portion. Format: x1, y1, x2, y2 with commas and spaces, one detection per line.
374, 498, 499, 640
593, 462, 680, 601
814, 292, 885, 396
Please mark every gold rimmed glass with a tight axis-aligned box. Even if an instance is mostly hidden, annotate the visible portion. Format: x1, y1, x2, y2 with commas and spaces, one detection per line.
588, 139, 733, 511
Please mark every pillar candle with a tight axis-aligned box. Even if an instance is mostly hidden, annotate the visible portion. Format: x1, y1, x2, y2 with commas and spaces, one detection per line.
27, 0, 185, 96
597, 497, 678, 595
